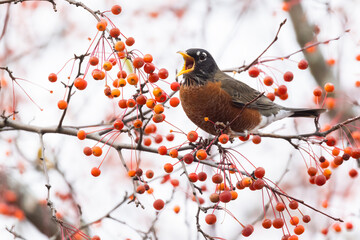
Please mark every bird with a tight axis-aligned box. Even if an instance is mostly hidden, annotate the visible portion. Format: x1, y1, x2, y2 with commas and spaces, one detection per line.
176, 48, 325, 137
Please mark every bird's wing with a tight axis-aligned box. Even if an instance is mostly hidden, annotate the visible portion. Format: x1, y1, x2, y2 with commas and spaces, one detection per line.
217, 72, 282, 116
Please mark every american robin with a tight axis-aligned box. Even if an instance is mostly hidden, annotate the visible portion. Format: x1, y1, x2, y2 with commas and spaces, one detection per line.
176, 48, 325, 136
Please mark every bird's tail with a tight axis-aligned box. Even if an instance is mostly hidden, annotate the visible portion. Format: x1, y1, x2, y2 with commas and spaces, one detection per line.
288, 108, 326, 118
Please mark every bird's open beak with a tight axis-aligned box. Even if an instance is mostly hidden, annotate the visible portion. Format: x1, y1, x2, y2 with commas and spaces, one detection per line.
176, 51, 195, 77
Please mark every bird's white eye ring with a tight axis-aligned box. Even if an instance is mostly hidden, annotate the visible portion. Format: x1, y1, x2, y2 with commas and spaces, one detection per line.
199, 53, 206, 61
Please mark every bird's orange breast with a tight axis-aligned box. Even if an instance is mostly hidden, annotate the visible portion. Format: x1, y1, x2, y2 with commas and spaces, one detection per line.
180, 81, 261, 135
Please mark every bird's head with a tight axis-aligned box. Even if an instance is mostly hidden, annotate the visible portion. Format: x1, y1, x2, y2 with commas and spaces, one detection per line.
177, 48, 219, 85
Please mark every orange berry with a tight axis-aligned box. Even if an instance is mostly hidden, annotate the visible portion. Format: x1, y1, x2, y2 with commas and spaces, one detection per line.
111, 88, 120, 98
305, 42, 317, 53
170, 179, 179, 187
173, 205, 180, 214
356, 80, 360, 87
92, 146, 102, 157
219, 134, 229, 144
136, 95, 147, 105
187, 131, 198, 142
77, 130, 86, 140
332, 147, 340, 156
48, 73, 57, 82
91, 167, 101, 177
146, 170, 154, 179
113, 119, 124, 130
143, 54, 153, 63
230, 190, 238, 200
127, 73, 139, 85
146, 98, 156, 109
154, 104, 164, 114
113, 79, 120, 88
290, 216, 299, 225
115, 41, 125, 51
128, 170, 136, 177
324, 83, 334, 92
294, 225, 305, 235
96, 19, 107, 31
320, 160, 330, 168
153, 87, 163, 97
118, 99, 127, 109
126, 99, 136, 108
57, 100, 67, 110
73, 78, 87, 90
169, 149, 178, 158
169, 97, 180, 107
332, 223, 341, 232
103, 61, 113, 71
163, 163, 174, 173
241, 177, 252, 187
326, 58, 335, 66
133, 119, 142, 128
196, 149, 207, 160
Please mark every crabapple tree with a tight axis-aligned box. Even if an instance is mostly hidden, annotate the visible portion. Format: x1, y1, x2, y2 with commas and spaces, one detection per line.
0, 1, 360, 240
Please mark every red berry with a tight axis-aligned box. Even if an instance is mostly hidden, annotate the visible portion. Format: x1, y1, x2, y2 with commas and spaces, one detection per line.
153, 199, 164, 210
188, 173, 198, 182
278, 85, 287, 95
91, 167, 101, 177
315, 175, 326, 186
198, 172, 207, 181
242, 225, 254, 237
183, 153, 194, 164
212, 173, 223, 184
263, 76, 274, 86
283, 71, 294, 82
254, 167, 265, 178
298, 59, 308, 70
158, 146, 167, 155
158, 68, 169, 79
110, 28, 120, 38
248, 66, 260, 78
111, 5, 122, 15
74, 78, 87, 90
170, 82, 180, 91
219, 191, 232, 203
48, 73, 57, 82
205, 214, 217, 225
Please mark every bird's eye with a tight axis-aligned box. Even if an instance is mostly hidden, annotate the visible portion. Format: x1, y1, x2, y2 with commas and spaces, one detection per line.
199, 53, 206, 61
